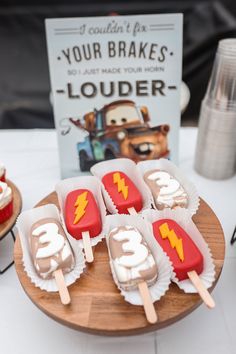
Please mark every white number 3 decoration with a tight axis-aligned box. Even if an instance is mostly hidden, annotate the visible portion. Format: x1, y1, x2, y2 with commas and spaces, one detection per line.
113, 230, 148, 268
148, 171, 180, 195
32, 223, 65, 259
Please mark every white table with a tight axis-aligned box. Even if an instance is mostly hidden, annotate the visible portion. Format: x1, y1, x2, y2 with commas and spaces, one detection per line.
0, 128, 235, 354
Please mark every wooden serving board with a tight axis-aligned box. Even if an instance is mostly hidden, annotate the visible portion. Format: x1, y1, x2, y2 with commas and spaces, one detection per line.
0, 180, 22, 239
14, 193, 225, 336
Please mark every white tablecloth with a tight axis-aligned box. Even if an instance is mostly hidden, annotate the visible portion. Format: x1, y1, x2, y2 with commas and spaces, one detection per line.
0, 128, 236, 354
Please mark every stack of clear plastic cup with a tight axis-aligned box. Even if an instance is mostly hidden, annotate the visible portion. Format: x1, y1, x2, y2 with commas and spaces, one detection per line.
194, 38, 236, 179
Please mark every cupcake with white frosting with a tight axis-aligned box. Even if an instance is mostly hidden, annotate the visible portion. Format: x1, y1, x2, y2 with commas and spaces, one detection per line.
0, 163, 6, 182
0, 181, 13, 223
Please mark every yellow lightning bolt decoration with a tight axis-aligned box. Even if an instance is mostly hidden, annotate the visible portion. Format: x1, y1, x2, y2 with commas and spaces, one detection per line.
73, 191, 88, 224
159, 222, 184, 262
113, 172, 128, 200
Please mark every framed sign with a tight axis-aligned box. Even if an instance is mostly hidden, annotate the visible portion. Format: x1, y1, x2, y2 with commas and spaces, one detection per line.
46, 14, 183, 177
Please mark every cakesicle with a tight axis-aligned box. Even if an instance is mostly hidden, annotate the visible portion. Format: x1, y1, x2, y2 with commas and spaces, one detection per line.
102, 171, 143, 214
143, 169, 188, 210
30, 217, 75, 304
108, 225, 158, 323
65, 189, 102, 262
152, 219, 215, 308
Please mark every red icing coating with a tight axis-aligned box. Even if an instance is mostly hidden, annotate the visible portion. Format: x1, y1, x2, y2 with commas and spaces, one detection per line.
0, 172, 6, 182
65, 189, 102, 240
0, 199, 13, 223
152, 219, 204, 281
102, 171, 143, 214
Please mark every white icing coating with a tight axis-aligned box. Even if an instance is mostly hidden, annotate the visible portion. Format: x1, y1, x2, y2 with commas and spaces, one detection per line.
35, 263, 40, 271
0, 181, 12, 208
113, 230, 148, 268
61, 242, 71, 261
113, 260, 127, 282
32, 223, 65, 259
113, 254, 155, 283
40, 259, 58, 279
148, 171, 187, 207
147, 171, 164, 180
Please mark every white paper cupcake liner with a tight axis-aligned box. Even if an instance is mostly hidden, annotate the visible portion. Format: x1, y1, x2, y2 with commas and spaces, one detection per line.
90, 158, 152, 214
104, 214, 172, 305
55, 176, 106, 248
16, 204, 86, 292
142, 208, 216, 293
137, 159, 200, 215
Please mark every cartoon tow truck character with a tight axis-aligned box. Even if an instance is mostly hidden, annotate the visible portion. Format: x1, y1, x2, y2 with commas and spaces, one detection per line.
70, 100, 170, 171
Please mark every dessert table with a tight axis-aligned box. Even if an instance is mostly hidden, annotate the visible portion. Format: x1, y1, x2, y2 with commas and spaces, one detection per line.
0, 128, 236, 354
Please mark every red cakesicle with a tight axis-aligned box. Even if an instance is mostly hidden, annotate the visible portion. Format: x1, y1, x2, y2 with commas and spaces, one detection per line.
102, 171, 143, 214
152, 219, 215, 308
152, 219, 203, 280
65, 189, 102, 263
65, 189, 102, 239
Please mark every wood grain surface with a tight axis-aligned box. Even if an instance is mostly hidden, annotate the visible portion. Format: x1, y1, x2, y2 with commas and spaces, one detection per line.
14, 193, 225, 336
0, 180, 22, 239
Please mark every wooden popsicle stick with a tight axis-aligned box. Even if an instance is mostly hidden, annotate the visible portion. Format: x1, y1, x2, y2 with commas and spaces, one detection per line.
54, 269, 71, 305
82, 231, 94, 263
127, 207, 137, 215
187, 270, 215, 309
138, 281, 158, 324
